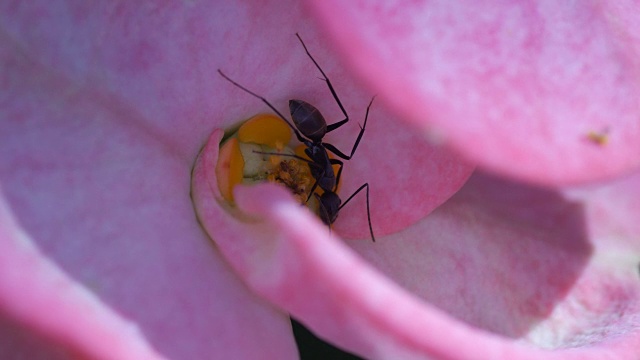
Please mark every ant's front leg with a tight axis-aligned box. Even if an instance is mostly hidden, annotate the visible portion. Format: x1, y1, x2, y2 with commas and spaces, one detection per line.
218, 69, 308, 144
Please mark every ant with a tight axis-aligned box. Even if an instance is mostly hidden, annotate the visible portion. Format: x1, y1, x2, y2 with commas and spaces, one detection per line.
218, 33, 376, 242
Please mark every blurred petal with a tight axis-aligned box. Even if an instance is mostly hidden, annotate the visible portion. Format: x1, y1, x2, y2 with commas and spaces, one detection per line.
350, 170, 640, 358
307, 0, 640, 185
209, 167, 640, 359
0, 54, 297, 360
0, 195, 166, 359
0, 1, 320, 358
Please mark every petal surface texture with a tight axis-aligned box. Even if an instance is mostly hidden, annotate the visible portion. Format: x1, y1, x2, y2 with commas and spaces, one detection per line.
308, 1, 640, 184
0, 1, 368, 358
200, 168, 640, 359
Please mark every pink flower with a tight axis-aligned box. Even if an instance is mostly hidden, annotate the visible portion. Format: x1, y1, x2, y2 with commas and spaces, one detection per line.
2, 1, 640, 359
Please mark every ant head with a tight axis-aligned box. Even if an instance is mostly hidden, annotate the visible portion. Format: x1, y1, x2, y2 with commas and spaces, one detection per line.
316, 191, 341, 225
289, 99, 327, 142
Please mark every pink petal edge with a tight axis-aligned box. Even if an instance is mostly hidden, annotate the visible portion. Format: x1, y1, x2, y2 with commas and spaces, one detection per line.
194, 131, 640, 359
0, 194, 166, 360
307, 0, 640, 185
1, 7, 301, 355
349, 170, 640, 359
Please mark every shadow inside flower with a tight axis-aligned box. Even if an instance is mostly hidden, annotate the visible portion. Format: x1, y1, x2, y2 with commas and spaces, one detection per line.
349, 171, 593, 340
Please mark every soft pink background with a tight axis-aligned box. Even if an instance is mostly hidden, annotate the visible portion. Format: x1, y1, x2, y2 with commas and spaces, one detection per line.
310, 0, 640, 185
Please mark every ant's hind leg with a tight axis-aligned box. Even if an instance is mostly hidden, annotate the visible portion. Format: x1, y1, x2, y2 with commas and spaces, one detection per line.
338, 183, 375, 242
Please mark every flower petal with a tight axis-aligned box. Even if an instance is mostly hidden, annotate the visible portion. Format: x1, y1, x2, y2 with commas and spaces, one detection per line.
215, 169, 640, 359
0, 196, 166, 359
307, 1, 640, 185
0, 3, 300, 356
350, 170, 640, 356
0, 92, 297, 359
2, 0, 472, 357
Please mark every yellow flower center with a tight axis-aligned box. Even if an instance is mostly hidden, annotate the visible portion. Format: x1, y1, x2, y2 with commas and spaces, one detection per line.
216, 114, 324, 206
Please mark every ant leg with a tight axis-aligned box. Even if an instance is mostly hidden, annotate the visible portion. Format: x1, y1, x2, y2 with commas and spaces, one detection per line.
295, 33, 349, 132
338, 183, 375, 242
330, 158, 344, 191
323, 96, 375, 160
218, 69, 307, 144
305, 178, 322, 203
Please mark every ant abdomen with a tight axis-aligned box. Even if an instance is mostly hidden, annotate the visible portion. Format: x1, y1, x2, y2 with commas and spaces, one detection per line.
317, 191, 341, 225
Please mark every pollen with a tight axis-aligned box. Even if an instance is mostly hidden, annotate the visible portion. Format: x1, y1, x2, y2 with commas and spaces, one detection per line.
264, 158, 313, 203
586, 130, 609, 146
216, 115, 315, 207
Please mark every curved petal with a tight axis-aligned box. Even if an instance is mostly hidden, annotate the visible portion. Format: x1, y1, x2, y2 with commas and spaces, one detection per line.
0, 196, 166, 359
0, 73, 297, 360
307, 0, 640, 185
203, 168, 640, 358
1, 1, 305, 358
193, 119, 640, 357
349, 170, 640, 358
332, 109, 474, 239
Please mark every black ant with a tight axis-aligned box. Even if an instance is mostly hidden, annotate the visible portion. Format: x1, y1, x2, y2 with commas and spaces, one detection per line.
218, 33, 376, 242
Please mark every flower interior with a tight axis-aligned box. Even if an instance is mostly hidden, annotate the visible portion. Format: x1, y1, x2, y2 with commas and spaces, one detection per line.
215, 114, 340, 215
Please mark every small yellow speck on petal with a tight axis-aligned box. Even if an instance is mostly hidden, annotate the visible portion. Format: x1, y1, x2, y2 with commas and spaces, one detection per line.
587, 129, 609, 146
